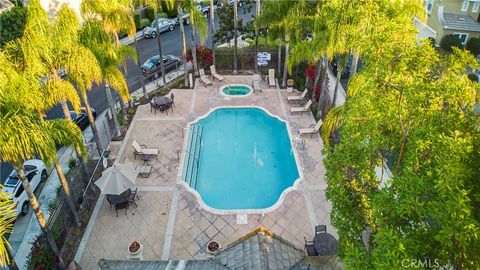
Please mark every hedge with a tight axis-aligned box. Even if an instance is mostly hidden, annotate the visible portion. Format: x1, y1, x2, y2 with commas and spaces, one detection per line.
440, 34, 463, 53
139, 18, 151, 29
466, 37, 480, 57
134, 13, 140, 30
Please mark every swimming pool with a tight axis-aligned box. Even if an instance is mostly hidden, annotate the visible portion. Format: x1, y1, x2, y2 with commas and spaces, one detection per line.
220, 84, 252, 96
182, 107, 300, 211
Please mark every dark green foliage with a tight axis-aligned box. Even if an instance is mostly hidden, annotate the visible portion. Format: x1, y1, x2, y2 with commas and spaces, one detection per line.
468, 73, 478, 82
0, 5, 27, 47
214, 0, 254, 44
440, 34, 463, 53
139, 18, 150, 29
146, 7, 155, 21
162, 2, 177, 18
466, 37, 480, 57
134, 13, 141, 30
427, 37, 436, 47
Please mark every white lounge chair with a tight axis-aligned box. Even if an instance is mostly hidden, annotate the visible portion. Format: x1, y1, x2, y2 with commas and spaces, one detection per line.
299, 120, 323, 137
253, 80, 262, 93
131, 140, 159, 159
268, 69, 275, 87
209, 65, 224, 81
287, 88, 308, 103
199, 68, 213, 86
290, 99, 312, 116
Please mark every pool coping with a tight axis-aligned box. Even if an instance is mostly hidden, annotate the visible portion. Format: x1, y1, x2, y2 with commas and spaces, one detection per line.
176, 105, 305, 216
219, 84, 253, 98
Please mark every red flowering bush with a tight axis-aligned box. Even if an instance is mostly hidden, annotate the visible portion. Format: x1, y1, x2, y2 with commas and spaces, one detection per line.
306, 64, 322, 101
187, 45, 213, 69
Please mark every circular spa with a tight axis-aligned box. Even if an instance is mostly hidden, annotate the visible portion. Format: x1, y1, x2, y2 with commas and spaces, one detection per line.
220, 84, 252, 97
182, 107, 300, 210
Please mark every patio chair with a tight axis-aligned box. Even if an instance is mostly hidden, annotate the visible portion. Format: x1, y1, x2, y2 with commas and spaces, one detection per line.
150, 100, 158, 114
290, 99, 312, 116
299, 120, 323, 138
128, 188, 139, 207
210, 65, 224, 81
199, 68, 213, 86
304, 237, 318, 256
170, 92, 175, 108
131, 140, 159, 159
287, 88, 308, 103
315, 225, 327, 234
268, 69, 276, 87
253, 80, 262, 93
115, 200, 129, 217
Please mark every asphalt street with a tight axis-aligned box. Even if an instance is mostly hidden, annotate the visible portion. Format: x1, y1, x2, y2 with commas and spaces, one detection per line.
1, 6, 256, 182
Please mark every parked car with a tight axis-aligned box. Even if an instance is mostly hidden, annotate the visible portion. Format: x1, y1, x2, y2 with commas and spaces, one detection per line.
64, 108, 97, 131
175, 11, 190, 25
2, 160, 48, 216
141, 55, 182, 79
142, 18, 176, 38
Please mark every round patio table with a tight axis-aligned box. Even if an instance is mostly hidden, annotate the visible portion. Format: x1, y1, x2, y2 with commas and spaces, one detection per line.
154, 96, 172, 107
313, 233, 338, 256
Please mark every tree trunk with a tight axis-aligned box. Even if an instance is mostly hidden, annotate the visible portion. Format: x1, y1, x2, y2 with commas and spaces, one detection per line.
254, 0, 260, 74
12, 164, 64, 269
318, 56, 328, 118
154, 9, 167, 86
191, 23, 199, 76
81, 93, 102, 156
210, 0, 216, 66
264, 26, 268, 47
54, 161, 81, 227
233, 0, 238, 74
60, 102, 88, 177
312, 60, 322, 102
282, 41, 289, 88
277, 43, 282, 76
349, 50, 359, 79
105, 84, 121, 137
178, 7, 189, 87
133, 36, 147, 99
332, 66, 343, 108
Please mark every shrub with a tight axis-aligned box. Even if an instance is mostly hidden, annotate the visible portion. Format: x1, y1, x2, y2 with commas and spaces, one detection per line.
466, 37, 480, 57
134, 13, 140, 30
0, 5, 27, 47
139, 18, 150, 29
187, 45, 213, 69
68, 158, 77, 170
146, 7, 155, 21
468, 73, 479, 82
158, 12, 168, 18
162, 2, 178, 18
427, 37, 436, 47
440, 34, 463, 53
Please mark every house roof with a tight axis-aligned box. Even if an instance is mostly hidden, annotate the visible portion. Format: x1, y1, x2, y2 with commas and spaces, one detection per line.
97, 228, 341, 270
442, 13, 480, 32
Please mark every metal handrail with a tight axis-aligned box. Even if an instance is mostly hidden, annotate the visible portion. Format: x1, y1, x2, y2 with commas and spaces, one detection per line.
191, 125, 203, 189
184, 125, 203, 187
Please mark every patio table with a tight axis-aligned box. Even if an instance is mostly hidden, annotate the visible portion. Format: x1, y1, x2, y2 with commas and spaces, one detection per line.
154, 96, 172, 107
313, 233, 338, 256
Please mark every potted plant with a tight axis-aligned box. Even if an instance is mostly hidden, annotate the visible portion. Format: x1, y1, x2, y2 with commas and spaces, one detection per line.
206, 240, 220, 254
128, 241, 143, 256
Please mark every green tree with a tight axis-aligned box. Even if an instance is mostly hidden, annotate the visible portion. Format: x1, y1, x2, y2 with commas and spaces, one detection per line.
322, 26, 480, 269
81, 0, 137, 137
184, 0, 208, 76
0, 5, 26, 47
0, 188, 17, 269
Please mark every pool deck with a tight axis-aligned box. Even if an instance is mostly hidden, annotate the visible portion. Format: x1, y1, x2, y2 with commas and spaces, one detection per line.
77, 75, 335, 268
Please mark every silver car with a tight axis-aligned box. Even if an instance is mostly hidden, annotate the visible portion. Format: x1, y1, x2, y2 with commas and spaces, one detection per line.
143, 18, 176, 38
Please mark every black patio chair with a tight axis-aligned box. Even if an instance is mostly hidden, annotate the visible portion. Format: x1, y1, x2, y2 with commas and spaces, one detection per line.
115, 200, 129, 217
128, 188, 139, 207
170, 93, 175, 107
315, 225, 327, 235
304, 237, 318, 256
150, 100, 157, 114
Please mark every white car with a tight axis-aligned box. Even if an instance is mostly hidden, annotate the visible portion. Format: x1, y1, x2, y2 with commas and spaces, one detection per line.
2, 160, 48, 216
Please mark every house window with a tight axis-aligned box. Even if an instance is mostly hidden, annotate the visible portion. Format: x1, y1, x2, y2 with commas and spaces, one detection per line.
425, 0, 434, 14
454, 32, 469, 45
461, 0, 470, 12
473, 2, 480, 12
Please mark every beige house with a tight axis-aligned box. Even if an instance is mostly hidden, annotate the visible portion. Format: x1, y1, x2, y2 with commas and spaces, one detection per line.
416, 0, 480, 46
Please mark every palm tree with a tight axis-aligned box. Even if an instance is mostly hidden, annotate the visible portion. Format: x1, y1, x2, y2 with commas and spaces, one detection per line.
176, 1, 189, 86
81, 0, 138, 137
0, 189, 18, 270
233, 0, 238, 74
185, 0, 208, 75
0, 58, 83, 268
210, 0, 216, 66
254, 0, 260, 74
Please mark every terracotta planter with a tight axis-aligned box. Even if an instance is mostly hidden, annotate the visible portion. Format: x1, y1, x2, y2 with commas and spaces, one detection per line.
206, 240, 220, 254
128, 241, 143, 256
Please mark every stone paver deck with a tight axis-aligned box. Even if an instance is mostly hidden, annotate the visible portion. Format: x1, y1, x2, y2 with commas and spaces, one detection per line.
78, 75, 335, 268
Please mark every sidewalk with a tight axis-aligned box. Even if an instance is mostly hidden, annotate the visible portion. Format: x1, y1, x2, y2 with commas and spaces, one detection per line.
119, 30, 144, 46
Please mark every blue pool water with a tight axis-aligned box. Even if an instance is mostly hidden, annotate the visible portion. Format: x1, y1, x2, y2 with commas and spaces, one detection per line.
222, 85, 251, 96
183, 108, 299, 210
